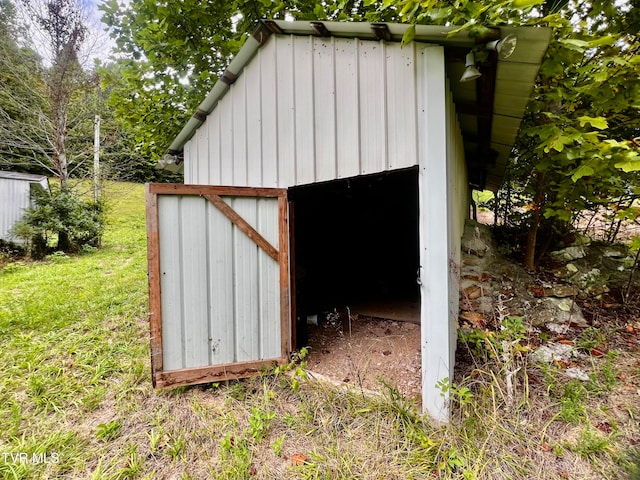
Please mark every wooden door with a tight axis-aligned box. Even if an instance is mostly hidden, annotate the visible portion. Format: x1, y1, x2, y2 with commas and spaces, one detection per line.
145, 184, 290, 388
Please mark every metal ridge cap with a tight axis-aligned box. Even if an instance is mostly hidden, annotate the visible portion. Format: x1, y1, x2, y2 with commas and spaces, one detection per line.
265, 19, 480, 45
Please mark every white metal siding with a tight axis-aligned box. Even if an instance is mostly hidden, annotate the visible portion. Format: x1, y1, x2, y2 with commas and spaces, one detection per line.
157, 194, 281, 371
185, 35, 421, 187
417, 57, 468, 423
176, 36, 469, 421
0, 178, 41, 243
445, 79, 468, 375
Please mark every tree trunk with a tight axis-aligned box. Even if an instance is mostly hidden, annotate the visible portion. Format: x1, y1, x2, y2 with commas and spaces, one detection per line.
57, 230, 70, 251
51, 76, 70, 189
54, 138, 69, 189
524, 172, 545, 271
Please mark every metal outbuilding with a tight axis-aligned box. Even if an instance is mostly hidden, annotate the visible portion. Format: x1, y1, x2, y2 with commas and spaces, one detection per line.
146, 20, 551, 421
0, 171, 49, 244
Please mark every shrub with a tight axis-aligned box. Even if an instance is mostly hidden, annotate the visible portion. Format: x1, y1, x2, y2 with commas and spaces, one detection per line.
13, 189, 105, 257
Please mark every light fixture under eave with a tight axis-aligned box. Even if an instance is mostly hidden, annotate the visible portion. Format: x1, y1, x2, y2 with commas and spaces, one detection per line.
486, 34, 518, 59
460, 51, 482, 82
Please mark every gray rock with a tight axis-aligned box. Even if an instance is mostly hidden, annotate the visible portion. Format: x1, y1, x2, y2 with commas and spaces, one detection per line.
530, 343, 576, 363
462, 221, 493, 257
565, 367, 590, 382
545, 284, 580, 298
603, 248, 625, 258
462, 255, 482, 266
477, 296, 495, 314
462, 236, 489, 257
529, 297, 588, 328
550, 246, 586, 261
572, 234, 592, 247
546, 322, 570, 334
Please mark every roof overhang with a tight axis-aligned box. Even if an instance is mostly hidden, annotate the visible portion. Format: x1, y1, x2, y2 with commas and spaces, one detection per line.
0, 171, 49, 183
161, 20, 551, 191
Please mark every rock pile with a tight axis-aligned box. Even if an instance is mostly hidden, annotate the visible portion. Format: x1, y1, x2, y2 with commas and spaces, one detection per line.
459, 220, 585, 326
459, 218, 639, 379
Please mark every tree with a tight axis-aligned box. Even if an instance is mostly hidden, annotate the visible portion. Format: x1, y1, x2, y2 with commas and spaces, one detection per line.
102, 0, 639, 270
0, 0, 49, 175
394, 0, 639, 269
514, 0, 640, 269
39, 0, 88, 188
99, 0, 391, 161
93, 61, 182, 183
0, 0, 112, 251
0, 0, 95, 190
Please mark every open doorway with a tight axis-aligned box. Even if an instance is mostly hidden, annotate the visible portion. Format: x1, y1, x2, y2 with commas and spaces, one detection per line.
289, 167, 422, 400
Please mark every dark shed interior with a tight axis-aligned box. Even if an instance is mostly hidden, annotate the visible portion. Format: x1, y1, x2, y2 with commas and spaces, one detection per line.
289, 167, 420, 346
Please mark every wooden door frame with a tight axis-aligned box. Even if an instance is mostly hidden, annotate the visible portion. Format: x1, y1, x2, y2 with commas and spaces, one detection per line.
145, 183, 291, 388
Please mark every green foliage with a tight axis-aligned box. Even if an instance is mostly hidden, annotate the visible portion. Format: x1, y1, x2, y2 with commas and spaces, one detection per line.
558, 380, 587, 423
576, 327, 606, 352
96, 420, 122, 442
459, 315, 528, 363
166, 433, 187, 460
392, 0, 640, 265
0, 0, 99, 187
100, 0, 639, 240
570, 428, 611, 458
0, 0, 50, 175
13, 188, 105, 256
99, 0, 388, 161
1, 181, 637, 479
247, 406, 276, 442
625, 447, 640, 480
436, 377, 474, 408
496, 1, 638, 263
220, 432, 253, 478
271, 434, 285, 456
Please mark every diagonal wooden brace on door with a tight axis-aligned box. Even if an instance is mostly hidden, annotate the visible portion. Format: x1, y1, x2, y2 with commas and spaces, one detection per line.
202, 194, 279, 261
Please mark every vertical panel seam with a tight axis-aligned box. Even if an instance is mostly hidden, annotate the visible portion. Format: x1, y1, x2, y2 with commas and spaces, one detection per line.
256, 199, 263, 359
202, 118, 209, 184
192, 132, 198, 183
332, 37, 338, 179
355, 40, 362, 175
178, 197, 186, 368
292, 35, 298, 185
231, 198, 238, 362
230, 87, 235, 185
311, 37, 317, 183
258, 48, 264, 187
208, 111, 213, 184
218, 111, 223, 183
273, 38, 280, 187
244, 72, 250, 186
414, 44, 421, 170
382, 40, 389, 172
205, 200, 213, 365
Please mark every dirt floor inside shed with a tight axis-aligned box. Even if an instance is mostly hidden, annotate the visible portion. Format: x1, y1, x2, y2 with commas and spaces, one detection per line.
304, 312, 423, 402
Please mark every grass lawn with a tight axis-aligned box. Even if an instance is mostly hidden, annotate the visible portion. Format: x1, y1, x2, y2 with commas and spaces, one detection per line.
0, 181, 638, 479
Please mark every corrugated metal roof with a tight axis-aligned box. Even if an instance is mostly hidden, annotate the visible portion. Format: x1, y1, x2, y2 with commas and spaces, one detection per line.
0, 171, 48, 182
164, 20, 551, 191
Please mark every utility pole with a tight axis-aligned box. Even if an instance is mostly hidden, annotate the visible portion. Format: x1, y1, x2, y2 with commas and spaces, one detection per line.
93, 114, 100, 202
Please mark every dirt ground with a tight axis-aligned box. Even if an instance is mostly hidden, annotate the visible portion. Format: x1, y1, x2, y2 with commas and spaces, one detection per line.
303, 217, 640, 416
305, 313, 423, 401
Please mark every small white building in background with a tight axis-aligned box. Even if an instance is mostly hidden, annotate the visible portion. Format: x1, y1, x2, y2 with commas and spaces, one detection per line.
145, 20, 551, 421
0, 171, 49, 244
